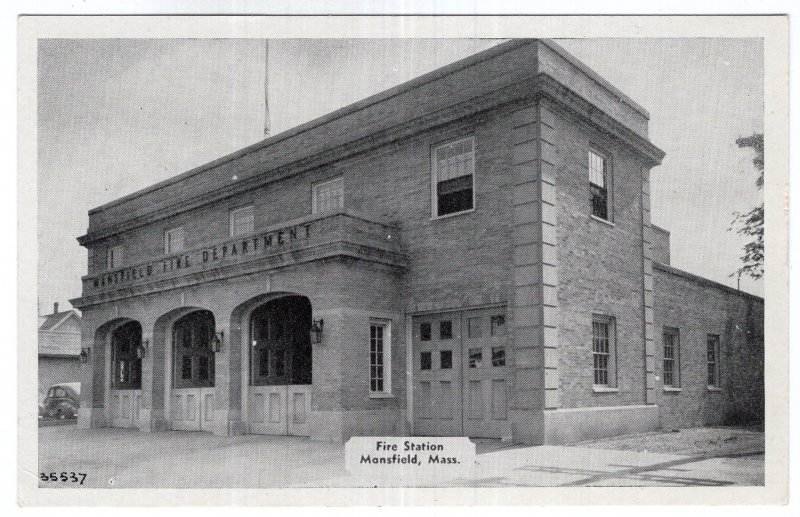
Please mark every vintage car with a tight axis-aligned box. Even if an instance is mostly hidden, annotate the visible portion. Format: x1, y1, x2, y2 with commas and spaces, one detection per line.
40, 382, 80, 419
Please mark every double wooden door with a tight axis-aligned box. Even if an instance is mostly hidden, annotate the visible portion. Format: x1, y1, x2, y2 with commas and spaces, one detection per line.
412, 307, 509, 438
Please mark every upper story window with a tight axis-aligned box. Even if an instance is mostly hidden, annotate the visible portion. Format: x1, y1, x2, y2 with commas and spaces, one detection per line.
589, 149, 611, 221
432, 137, 475, 218
106, 245, 123, 270
164, 227, 185, 255
229, 205, 254, 237
592, 315, 616, 386
312, 176, 344, 214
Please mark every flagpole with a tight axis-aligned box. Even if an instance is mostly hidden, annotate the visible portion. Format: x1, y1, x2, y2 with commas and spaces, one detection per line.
263, 39, 271, 137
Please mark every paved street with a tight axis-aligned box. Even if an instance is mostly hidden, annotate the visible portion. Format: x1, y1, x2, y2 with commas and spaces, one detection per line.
36, 426, 764, 488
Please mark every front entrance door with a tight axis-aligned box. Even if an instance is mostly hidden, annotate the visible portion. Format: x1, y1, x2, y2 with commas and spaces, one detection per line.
170, 310, 216, 432
247, 296, 312, 436
412, 307, 509, 438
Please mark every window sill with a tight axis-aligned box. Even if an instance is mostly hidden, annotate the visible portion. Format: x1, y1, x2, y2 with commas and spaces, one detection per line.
592, 385, 619, 393
707, 386, 722, 392
663, 386, 682, 392
369, 392, 395, 399
590, 214, 616, 227
430, 207, 475, 222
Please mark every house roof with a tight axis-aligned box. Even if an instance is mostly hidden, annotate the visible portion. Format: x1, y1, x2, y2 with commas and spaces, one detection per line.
38, 310, 80, 332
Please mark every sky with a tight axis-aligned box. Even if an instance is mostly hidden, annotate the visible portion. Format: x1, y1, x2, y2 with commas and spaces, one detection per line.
37, 38, 764, 313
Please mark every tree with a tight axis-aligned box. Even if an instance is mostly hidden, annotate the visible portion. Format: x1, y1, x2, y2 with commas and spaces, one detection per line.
730, 133, 764, 280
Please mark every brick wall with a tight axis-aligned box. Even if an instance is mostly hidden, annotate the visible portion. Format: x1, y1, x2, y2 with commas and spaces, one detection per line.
653, 264, 764, 427
552, 102, 652, 409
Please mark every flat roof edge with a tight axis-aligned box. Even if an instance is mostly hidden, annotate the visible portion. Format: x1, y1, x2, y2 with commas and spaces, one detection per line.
539, 39, 651, 120
653, 262, 764, 302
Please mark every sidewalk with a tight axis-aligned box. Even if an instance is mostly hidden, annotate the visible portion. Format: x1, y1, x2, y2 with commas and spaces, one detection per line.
36, 427, 763, 488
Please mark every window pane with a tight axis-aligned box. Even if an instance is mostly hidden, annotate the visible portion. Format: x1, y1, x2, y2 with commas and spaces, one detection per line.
434, 137, 475, 217
420, 351, 432, 370
589, 150, 605, 187
165, 227, 185, 254
258, 348, 269, 377
591, 184, 608, 219
274, 350, 285, 377
420, 322, 432, 341
370, 323, 387, 393
491, 315, 506, 336
198, 356, 209, 381
182, 356, 192, 380
439, 321, 453, 340
467, 317, 482, 338
230, 206, 254, 237
440, 350, 453, 369
592, 319, 612, 385
491, 347, 506, 367
468, 348, 482, 368
437, 180, 473, 216
313, 177, 344, 214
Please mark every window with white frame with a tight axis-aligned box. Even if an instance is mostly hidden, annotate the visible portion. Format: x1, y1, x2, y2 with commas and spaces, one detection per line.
592, 315, 616, 386
432, 137, 475, 217
589, 149, 611, 220
312, 176, 344, 214
229, 205, 254, 237
164, 227, 185, 254
663, 327, 680, 387
106, 245, 123, 270
707, 334, 721, 387
369, 320, 391, 395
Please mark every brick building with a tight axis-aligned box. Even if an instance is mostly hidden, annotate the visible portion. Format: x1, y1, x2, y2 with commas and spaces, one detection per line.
71, 39, 764, 444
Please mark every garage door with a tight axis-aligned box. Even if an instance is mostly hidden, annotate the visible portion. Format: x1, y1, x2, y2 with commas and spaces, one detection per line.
412, 307, 509, 438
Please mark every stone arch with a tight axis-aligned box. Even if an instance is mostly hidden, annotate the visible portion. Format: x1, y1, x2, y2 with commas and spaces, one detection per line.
151, 306, 216, 429
81, 317, 140, 425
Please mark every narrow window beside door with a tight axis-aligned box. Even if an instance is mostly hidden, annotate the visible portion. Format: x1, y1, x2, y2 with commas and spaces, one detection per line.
369, 321, 391, 395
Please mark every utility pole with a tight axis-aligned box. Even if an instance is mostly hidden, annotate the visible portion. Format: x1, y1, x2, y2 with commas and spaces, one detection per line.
264, 39, 271, 137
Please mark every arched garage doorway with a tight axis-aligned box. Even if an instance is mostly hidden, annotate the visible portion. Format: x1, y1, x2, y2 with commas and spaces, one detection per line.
170, 309, 216, 432
246, 295, 312, 436
108, 320, 143, 428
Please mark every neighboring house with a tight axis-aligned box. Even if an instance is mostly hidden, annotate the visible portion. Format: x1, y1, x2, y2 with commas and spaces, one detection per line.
70, 39, 763, 444
38, 303, 85, 402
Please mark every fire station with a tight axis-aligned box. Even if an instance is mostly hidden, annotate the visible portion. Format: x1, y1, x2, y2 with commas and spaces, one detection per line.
72, 39, 764, 444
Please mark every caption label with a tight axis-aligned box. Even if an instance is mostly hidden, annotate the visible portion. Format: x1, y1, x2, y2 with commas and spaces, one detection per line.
345, 437, 476, 474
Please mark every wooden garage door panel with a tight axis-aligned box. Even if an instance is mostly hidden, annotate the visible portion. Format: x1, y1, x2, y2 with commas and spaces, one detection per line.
413, 307, 509, 439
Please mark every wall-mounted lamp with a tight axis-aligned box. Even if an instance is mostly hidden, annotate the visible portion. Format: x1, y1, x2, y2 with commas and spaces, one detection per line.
310, 319, 324, 345
211, 331, 224, 353
136, 339, 149, 359
79, 347, 91, 364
